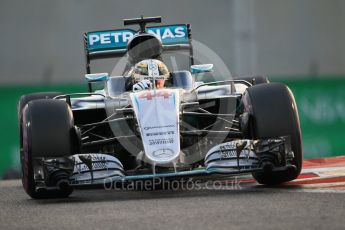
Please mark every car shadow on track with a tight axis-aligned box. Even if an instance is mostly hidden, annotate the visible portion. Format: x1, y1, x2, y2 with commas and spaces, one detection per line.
31, 184, 288, 205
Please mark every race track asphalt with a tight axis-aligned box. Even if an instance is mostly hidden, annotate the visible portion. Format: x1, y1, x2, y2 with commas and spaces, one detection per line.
0, 179, 344, 230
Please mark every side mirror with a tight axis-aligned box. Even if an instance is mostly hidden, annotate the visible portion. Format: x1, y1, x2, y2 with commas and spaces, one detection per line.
84, 73, 109, 82
191, 64, 213, 74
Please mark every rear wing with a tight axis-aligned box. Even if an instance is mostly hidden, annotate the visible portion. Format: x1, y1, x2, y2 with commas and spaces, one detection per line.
83, 24, 194, 74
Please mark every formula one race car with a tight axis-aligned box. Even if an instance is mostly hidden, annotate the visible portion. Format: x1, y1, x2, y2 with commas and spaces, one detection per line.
18, 16, 303, 199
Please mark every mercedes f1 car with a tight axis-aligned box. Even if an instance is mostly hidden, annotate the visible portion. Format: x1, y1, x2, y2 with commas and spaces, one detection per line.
18, 16, 303, 198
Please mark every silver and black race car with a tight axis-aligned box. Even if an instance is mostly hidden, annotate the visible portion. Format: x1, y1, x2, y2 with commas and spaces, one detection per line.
18, 16, 303, 199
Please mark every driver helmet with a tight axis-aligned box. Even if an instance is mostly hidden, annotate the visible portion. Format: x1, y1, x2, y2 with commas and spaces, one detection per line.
131, 59, 169, 89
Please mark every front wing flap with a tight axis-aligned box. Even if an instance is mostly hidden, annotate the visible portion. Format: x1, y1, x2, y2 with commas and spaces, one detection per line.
59, 137, 295, 188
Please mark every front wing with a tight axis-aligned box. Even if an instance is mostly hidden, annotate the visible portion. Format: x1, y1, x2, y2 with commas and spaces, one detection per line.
35, 137, 295, 191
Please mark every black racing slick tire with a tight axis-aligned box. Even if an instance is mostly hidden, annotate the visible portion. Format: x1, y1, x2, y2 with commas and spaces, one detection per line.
18, 92, 63, 147
18, 92, 63, 164
234, 75, 269, 85
17, 92, 63, 121
20, 99, 75, 198
243, 83, 303, 185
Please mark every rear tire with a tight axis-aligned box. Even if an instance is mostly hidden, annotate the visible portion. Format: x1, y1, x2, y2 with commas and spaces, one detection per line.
243, 83, 303, 184
234, 75, 269, 85
21, 99, 75, 198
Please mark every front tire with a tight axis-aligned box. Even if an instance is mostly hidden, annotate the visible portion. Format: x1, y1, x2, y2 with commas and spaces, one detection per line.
243, 83, 303, 184
21, 99, 75, 198
18, 92, 63, 122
